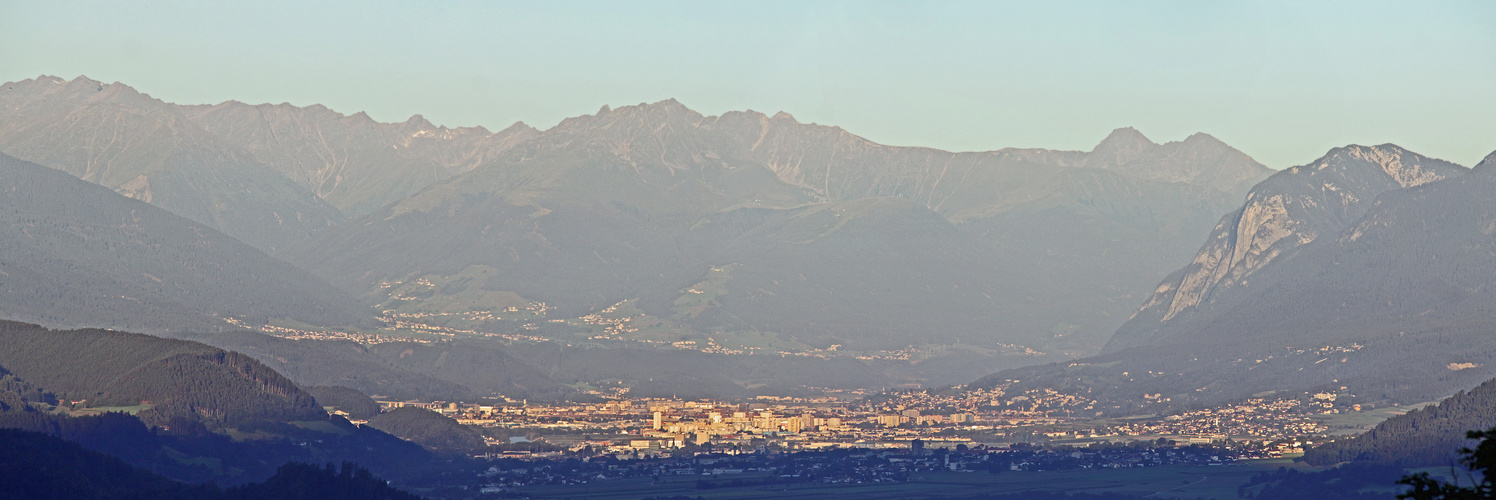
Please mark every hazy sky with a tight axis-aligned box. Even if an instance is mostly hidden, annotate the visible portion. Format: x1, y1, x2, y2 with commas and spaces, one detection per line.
2, 1, 1493, 168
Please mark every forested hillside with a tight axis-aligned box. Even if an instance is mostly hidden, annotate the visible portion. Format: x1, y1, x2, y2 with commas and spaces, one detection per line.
1306, 377, 1496, 466
0, 321, 324, 428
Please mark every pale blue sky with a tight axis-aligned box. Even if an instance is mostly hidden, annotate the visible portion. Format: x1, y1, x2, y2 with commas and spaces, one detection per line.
2, 1, 1493, 168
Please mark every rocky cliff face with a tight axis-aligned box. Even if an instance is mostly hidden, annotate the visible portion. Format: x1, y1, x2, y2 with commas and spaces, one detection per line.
1107, 144, 1468, 351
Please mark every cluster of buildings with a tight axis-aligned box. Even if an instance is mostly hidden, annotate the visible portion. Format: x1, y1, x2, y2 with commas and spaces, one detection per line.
1111, 398, 1328, 440
372, 380, 1348, 462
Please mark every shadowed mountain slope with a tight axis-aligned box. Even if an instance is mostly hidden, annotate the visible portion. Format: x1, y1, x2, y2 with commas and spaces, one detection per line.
0, 152, 370, 333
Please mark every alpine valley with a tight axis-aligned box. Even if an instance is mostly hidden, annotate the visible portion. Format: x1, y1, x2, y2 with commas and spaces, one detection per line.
8, 74, 1496, 499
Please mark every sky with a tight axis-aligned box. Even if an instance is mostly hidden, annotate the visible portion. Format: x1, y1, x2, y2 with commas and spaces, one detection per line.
1, 1, 1493, 168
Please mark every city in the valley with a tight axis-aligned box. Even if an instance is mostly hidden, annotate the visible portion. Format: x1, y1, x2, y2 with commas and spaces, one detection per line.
370, 383, 1378, 462
350, 382, 1408, 494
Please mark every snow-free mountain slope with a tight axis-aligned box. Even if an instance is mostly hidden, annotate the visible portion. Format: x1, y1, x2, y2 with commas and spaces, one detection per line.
0, 152, 370, 333
0, 76, 345, 252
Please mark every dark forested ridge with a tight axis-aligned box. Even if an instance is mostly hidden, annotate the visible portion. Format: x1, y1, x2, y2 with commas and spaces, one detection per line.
0, 427, 218, 500
0, 323, 478, 494
0, 151, 370, 333
0, 428, 422, 500
0, 321, 324, 428
1306, 377, 1496, 467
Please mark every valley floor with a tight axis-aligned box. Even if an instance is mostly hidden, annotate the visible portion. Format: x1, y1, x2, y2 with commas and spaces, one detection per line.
512, 458, 1312, 500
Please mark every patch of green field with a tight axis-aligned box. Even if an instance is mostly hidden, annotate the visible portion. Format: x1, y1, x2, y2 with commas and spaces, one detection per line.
672, 264, 734, 320
71, 404, 154, 416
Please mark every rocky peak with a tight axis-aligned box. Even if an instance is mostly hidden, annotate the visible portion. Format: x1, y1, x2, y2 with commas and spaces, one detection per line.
1106, 143, 1466, 352
1086, 127, 1156, 167
1320, 144, 1456, 188
496, 121, 537, 136
1181, 132, 1227, 148
402, 114, 435, 130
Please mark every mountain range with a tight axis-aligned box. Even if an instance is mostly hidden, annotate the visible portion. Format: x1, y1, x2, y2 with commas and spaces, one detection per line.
284, 99, 1270, 359
0, 75, 1274, 374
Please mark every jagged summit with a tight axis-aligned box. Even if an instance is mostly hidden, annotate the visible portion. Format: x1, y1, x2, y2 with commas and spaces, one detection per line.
496, 120, 536, 135
1, 74, 154, 107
